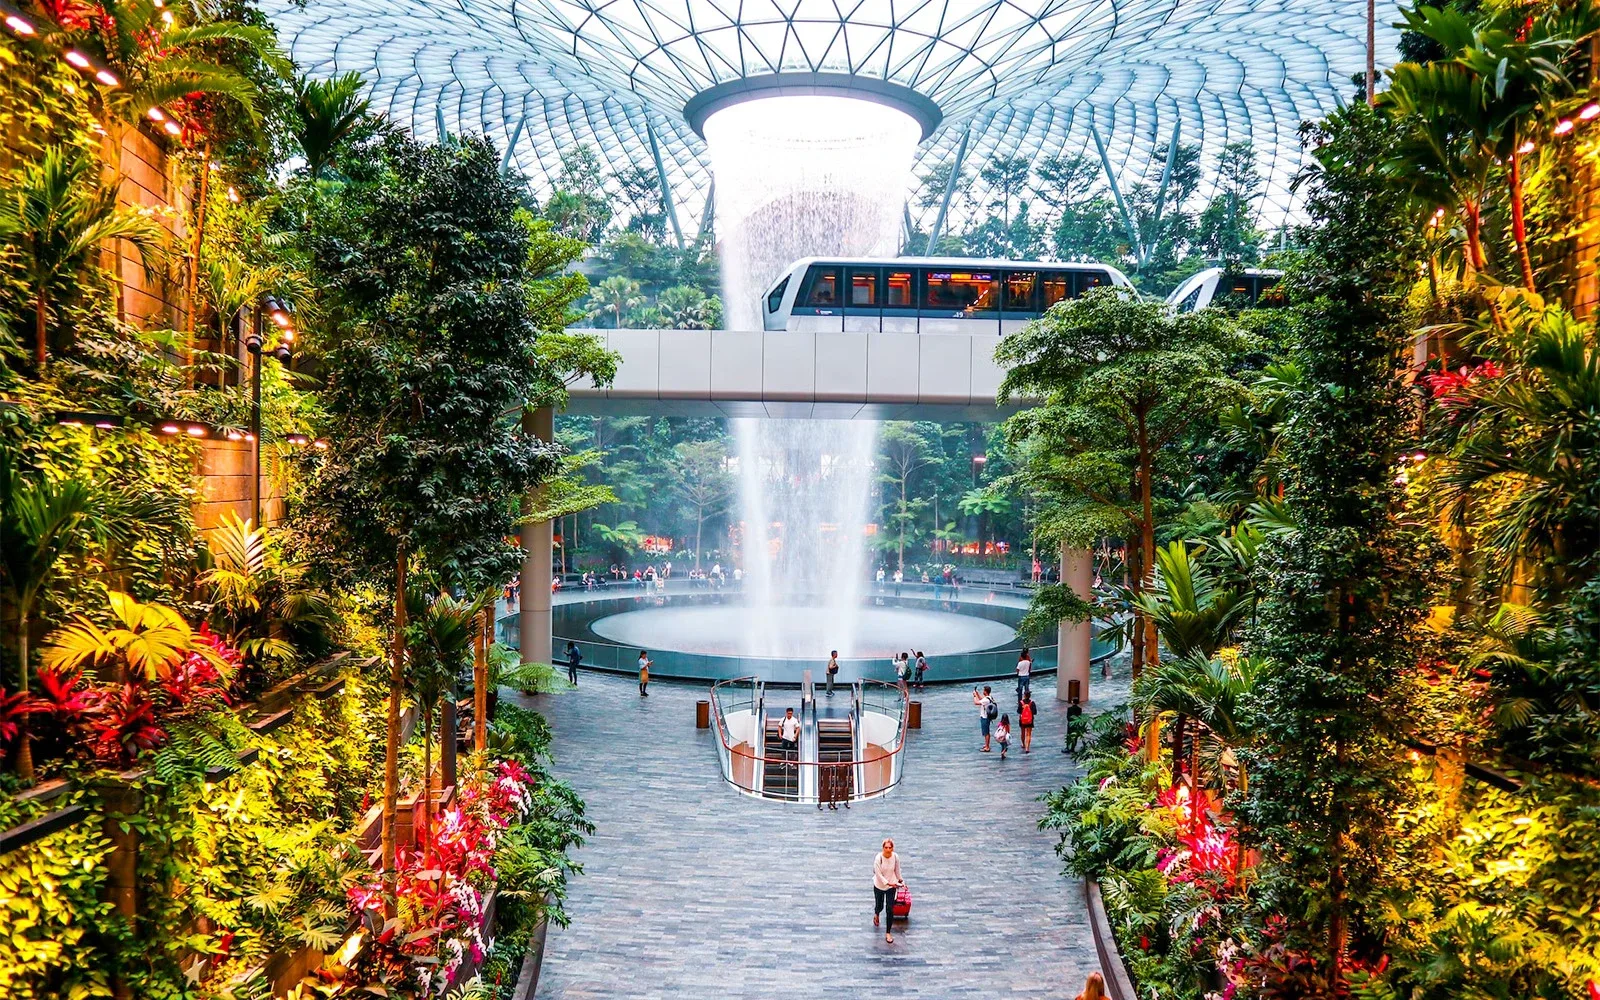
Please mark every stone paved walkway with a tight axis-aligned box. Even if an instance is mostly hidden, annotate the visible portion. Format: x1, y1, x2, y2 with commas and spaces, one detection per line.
522, 663, 1131, 999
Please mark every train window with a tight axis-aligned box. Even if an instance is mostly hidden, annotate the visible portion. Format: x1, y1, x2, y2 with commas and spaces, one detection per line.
800, 265, 842, 308
1178, 283, 1205, 312
848, 268, 881, 307
886, 270, 914, 307
1074, 270, 1111, 294
767, 276, 790, 314
1256, 276, 1287, 307
1041, 272, 1071, 309
1003, 271, 1038, 313
924, 271, 997, 313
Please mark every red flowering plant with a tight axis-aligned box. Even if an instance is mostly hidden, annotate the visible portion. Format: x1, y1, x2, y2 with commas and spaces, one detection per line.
1422, 359, 1503, 417
346, 759, 535, 996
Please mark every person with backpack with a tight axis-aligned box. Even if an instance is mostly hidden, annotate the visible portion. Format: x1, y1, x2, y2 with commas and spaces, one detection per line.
565, 641, 582, 686
974, 685, 996, 751
894, 652, 910, 696
1019, 694, 1038, 753
994, 713, 1012, 760
826, 649, 840, 696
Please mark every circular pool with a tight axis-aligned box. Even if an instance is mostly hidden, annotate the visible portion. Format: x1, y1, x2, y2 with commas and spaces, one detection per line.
589, 603, 1017, 659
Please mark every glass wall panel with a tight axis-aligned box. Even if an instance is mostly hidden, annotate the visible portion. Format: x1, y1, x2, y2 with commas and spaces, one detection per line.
1003, 271, 1038, 313
848, 268, 881, 307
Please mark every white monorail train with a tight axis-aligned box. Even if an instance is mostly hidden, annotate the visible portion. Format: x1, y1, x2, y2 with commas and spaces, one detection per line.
763, 257, 1133, 334
1166, 267, 1287, 312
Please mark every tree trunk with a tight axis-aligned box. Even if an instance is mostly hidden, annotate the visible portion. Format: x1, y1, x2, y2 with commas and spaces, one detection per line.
14, 625, 33, 784
382, 545, 407, 891
1189, 730, 1203, 834
1128, 533, 1145, 678
898, 479, 907, 570
420, 708, 432, 864
695, 507, 704, 570
35, 290, 48, 373
473, 611, 488, 754
1463, 201, 1487, 273
1138, 411, 1161, 763
1508, 142, 1536, 292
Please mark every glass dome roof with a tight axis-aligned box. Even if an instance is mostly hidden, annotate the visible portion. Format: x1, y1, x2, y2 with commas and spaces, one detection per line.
265, 0, 1395, 236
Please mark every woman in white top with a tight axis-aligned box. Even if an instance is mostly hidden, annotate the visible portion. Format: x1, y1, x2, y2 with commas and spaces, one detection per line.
872, 838, 904, 943
1015, 646, 1034, 704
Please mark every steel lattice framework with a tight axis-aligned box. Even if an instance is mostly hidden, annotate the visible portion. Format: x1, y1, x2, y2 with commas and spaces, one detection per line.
265, 0, 1396, 240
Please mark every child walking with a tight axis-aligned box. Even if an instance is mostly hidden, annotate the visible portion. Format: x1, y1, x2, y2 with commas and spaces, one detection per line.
994, 714, 1012, 760
637, 650, 651, 696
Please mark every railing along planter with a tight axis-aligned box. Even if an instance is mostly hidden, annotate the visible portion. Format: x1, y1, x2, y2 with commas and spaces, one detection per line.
1085, 880, 1139, 1000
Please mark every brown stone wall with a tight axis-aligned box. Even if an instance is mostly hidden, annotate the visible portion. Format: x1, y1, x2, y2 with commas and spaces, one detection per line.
194, 438, 285, 531
105, 124, 190, 332
1575, 172, 1598, 320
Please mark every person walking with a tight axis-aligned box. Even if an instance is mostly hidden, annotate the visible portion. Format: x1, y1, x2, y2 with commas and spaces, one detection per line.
894, 652, 909, 697
974, 685, 996, 751
826, 650, 840, 696
1015, 646, 1034, 705
1074, 971, 1109, 1000
994, 713, 1013, 760
872, 838, 904, 944
913, 651, 927, 691
1019, 694, 1037, 753
637, 650, 652, 696
893, 567, 903, 596
565, 641, 582, 686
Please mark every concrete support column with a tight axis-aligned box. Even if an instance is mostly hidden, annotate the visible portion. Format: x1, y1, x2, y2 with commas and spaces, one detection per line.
520, 406, 554, 668
1056, 543, 1094, 705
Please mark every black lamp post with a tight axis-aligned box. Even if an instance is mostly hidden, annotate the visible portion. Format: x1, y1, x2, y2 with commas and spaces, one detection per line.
243, 295, 295, 526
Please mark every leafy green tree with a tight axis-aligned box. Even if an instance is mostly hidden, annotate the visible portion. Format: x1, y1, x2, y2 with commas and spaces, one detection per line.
671, 439, 734, 568
1195, 141, 1266, 264
543, 145, 612, 242
294, 131, 595, 882
997, 288, 1243, 716
980, 155, 1032, 233
1238, 105, 1433, 979
0, 147, 164, 370
878, 422, 944, 571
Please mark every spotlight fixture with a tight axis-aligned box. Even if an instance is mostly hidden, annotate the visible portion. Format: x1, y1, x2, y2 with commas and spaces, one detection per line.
163, 119, 181, 136
160, 423, 181, 435
1554, 119, 1575, 135
95, 68, 118, 86
4, 13, 36, 35
185, 424, 208, 438
64, 50, 90, 69
1582, 103, 1600, 121
313, 439, 330, 450
226, 430, 244, 442
272, 343, 291, 363
1517, 140, 1535, 154
264, 296, 294, 330
285, 433, 310, 446
148, 107, 166, 122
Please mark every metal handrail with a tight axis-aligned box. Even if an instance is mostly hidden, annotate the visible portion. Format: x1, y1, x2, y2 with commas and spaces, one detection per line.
708, 676, 911, 802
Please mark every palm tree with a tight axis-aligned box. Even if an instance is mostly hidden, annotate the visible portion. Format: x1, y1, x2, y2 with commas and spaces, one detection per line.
200, 512, 331, 672
586, 276, 644, 329
1131, 542, 1249, 662
0, 459, 110, 782
0, 147, 165, 370
292, 72, 372, 184
1436, 306, 1600, 601
958, 487, 1012, 557
404, 589, 493, 858
54, 0, 288, 132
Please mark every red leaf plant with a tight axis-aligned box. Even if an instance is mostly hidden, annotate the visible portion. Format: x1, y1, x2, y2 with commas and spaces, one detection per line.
1158, 813, 1242, 893
1423, 359, 1503, 416
159, 625, 235, 712
85, 683, 166, 766
0, 688, 39, 744
347, 760, 535, 996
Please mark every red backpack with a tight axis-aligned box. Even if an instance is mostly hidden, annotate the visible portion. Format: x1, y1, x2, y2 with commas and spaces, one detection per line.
1019, 702, 1035, 726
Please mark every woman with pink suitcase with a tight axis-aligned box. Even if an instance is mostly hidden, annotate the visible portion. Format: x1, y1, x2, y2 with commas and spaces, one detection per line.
872, 838, 907, 943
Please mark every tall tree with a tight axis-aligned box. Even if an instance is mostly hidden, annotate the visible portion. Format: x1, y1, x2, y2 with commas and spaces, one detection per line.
1195, 141, 1266, 263
980, 154, 1033, 233
1239, 105, 1432, 982
671, 439, 734, 569
295, 131, 599, 885
997, 288, 1243, 752
878, 423, 943, 572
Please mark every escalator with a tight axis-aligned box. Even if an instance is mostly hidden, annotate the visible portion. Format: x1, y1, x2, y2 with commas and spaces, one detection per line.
817, 716, 854, 806
762, 715, 799, 801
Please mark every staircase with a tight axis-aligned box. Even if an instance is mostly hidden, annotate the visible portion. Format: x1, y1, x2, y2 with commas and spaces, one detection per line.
762, 715, 799, 801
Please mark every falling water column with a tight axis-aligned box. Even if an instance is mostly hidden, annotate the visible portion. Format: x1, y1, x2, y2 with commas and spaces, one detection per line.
520, 406, 554, 668
1057, 544, 1094, 704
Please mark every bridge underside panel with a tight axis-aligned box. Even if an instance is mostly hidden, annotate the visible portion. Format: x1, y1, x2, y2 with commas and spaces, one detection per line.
566, 328, 1023, 421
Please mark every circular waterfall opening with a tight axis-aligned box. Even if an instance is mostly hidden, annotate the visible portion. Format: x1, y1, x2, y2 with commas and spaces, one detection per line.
589, 603, 1016, 660
701, 94, 921, 330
